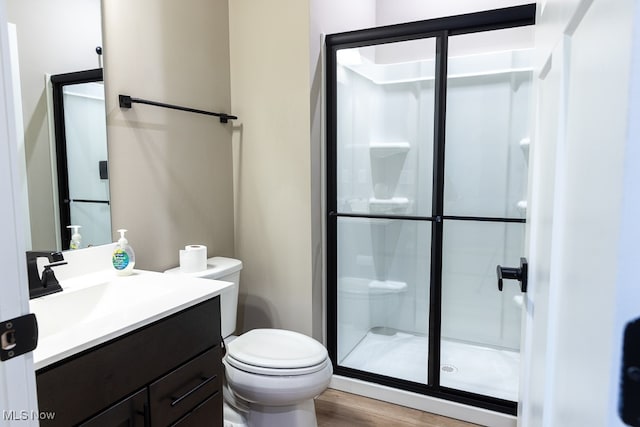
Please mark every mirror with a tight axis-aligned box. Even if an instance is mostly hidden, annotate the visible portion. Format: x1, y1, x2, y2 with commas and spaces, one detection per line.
7, 0, 111, 251
51, 69, 112, 249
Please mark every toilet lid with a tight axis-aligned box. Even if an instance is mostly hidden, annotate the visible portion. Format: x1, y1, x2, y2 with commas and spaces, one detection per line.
227, 329, 328, 369
225, 354, 330, 376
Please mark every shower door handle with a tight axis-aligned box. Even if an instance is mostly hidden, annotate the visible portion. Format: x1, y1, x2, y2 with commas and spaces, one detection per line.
496, 257, 528, 293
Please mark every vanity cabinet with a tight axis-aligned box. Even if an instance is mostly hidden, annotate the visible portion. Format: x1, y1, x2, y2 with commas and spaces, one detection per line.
79, 389, 147, 426
35, 297, 222, 426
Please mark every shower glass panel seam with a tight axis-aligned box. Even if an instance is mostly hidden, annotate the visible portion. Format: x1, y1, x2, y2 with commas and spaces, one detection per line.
427, 30, 448, 391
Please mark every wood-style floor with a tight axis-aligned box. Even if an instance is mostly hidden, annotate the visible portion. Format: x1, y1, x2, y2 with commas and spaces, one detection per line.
315, 389, 480, 427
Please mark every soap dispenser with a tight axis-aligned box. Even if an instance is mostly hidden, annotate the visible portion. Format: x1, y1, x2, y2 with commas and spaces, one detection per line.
112, 229, 135, 276
67, 225, 82, 249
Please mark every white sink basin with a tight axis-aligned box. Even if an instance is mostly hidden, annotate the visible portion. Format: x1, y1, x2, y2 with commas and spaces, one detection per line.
32, 282, 113, 337
30, 269, 231, 370
31, 272, 175, 337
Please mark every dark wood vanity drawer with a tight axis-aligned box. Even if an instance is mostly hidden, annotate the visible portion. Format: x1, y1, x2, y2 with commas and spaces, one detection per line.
150, 346, 221, 425
78, 388, 147, 427
36, 297, 221, 427
171, 391, 222, 426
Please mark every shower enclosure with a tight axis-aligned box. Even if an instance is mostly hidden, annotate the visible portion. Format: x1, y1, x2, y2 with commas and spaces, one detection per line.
326, 6, 534, 413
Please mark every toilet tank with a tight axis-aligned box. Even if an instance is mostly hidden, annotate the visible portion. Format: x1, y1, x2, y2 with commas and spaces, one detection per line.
165, 257, 242, 338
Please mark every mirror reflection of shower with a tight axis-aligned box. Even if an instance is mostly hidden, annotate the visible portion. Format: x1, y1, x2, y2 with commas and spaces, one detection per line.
51, 69, 112, 249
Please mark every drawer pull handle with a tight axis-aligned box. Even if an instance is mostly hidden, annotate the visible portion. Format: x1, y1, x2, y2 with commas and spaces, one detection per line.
168, 392, 220, 427
170, 375, 216, 407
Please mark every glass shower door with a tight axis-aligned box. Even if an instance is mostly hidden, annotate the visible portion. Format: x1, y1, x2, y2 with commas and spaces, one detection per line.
334, 37, 437, 384
327, 7, 536, 412
439, 26, 533, 401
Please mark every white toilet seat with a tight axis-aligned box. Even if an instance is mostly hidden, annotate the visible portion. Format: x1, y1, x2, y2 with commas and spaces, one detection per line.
225, 354, 331, 376
226, 328, 328, 370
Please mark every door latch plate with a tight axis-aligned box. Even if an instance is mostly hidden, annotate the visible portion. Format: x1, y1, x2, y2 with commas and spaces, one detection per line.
620, 317, 640, 426
0, 314, 38, 362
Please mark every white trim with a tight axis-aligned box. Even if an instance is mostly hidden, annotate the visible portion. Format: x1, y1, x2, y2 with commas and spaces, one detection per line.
607, 0, 640, 420
320, 32, 327, 347
540, 33, 571, 426
7, 23, 30, 251
563, 0, 594, 36
44, 73, 61, 250
0, 0, 40, 424
330, 375, 516, 427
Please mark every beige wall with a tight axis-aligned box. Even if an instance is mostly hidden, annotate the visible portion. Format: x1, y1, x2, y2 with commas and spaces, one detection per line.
7, 0, 102, 250
229, 0, 314, 336
102, 0, 234, 272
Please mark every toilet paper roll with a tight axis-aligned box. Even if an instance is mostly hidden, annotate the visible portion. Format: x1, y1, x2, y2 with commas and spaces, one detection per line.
179, 244, 207, 273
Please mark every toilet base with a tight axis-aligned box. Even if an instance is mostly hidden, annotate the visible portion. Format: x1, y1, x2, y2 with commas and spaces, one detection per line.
223, 385, 319, 427
224, 401, 248, 427
245, 399, 317, 427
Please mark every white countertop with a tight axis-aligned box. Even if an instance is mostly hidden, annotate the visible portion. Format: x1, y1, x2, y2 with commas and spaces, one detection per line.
30, 268, 232, 370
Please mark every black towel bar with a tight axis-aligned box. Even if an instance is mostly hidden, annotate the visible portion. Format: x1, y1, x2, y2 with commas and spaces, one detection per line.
119, 94, 237, 123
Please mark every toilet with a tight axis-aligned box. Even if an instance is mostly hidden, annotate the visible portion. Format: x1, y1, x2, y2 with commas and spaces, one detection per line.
165, 257, 332, 427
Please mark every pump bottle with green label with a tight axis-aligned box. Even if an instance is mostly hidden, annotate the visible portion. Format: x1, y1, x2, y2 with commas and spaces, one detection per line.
67, 225, 82, 249
112, 229, 135, 276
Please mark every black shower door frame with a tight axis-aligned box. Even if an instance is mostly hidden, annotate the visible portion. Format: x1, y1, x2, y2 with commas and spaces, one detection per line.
325, 4, 535, 415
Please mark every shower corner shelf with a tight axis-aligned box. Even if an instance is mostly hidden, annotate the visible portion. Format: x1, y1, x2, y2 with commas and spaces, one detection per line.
369, 197, 411, 214
369, 141, 411, 158
369, 279, 408, 294
517, 200, 527, 212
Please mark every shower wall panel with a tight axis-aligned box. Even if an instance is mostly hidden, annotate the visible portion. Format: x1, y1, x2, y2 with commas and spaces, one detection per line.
335, 47, 435, 363
337, 66, 434, 217
442, 72, 531, 349
441, 221, 525, 349
444, 74, 531, 219
337, 59, 530, 354
336, 217, 431, 369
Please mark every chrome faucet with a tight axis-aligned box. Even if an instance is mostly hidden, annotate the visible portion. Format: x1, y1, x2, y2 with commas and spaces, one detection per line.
26, 251, 67, 299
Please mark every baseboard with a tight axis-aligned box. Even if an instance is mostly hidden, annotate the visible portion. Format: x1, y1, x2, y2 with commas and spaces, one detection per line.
329, 375, 517, 427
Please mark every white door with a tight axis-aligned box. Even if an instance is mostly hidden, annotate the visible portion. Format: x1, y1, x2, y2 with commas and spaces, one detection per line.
518, 31, 566, 427
0, 0, 40, 425
520, 0, 640, 425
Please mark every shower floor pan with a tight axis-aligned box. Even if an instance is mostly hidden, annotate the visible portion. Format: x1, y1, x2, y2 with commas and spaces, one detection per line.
340, 329, 519, 401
